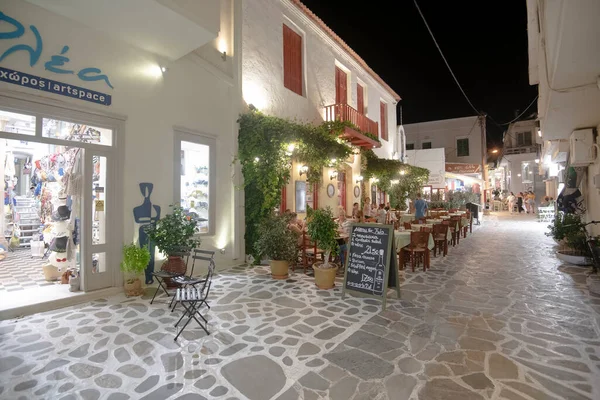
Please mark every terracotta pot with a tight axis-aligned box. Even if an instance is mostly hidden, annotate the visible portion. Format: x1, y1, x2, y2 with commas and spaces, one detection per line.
161, 256, 187, 287
269, 260, 289, 280
312, 262, 339, 289
124, 278, 144, 297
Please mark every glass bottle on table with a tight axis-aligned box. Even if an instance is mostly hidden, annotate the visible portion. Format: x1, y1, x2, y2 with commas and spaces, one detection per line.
373, 249, 384, 295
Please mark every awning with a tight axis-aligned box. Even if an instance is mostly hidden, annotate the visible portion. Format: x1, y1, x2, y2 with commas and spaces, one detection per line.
445, 172, 484, 185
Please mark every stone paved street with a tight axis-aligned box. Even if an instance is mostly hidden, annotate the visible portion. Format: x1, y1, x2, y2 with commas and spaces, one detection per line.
1, 213, 600, 399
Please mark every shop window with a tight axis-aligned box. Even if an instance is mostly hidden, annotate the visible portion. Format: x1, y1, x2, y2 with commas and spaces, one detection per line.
42, 118, 112, 146
457, 138, 469, 157
176, 132, 215, 235
422, 142, 432, 149
406, 143, 415, 150
0, 110, 35, 135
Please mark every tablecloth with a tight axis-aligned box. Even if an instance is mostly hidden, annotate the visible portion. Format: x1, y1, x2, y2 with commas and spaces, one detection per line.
394, 230, 435, 250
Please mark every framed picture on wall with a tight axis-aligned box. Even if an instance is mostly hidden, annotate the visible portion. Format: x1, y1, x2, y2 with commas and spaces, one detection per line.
327, 184, 335, 198
354, 185, 360, 198
295, 181, 306, 213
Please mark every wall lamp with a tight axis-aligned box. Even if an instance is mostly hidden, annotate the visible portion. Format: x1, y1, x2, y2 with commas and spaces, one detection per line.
299, 165, 308, 176
221, 51, 227, 61
355, 175, 363, 183
330, 170, 338, 181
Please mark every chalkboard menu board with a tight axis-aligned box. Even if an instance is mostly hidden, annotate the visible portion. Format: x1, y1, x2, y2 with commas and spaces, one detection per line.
342, 223, 400, 310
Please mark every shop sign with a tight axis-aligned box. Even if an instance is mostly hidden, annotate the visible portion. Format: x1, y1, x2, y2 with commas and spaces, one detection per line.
0, 66, 111, 106
445, 163, 481, 174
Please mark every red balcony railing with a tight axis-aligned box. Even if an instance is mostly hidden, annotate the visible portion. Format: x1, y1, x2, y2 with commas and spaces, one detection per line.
324, 103, 381, 149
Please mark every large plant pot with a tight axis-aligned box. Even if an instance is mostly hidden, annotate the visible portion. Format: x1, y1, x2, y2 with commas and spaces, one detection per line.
556, 250, 591, 266
313, 262, 339, 289
269, 260, 289, 280
124, 278, 144, 297
161, 256, 187, 288
42, 264, 62, 281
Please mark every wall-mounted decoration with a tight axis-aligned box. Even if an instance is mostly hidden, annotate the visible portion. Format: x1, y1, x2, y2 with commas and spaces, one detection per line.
327, 183, 335, 198
133, 183, 161, 284
354, 185, 360, 198
295, 181, 306, 213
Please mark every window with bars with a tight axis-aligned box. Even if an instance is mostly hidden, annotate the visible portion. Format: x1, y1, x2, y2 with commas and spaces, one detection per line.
457, 138, 469, 157
406, 143, 415, 150
422, 142, 432, 149
516, 131, 532, 147
283, 24, 303, 96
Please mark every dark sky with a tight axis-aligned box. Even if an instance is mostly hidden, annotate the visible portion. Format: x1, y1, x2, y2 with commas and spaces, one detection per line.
301, 0, 539, 148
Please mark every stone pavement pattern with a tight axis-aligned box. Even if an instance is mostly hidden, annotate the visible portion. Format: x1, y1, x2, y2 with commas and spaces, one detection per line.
1, 214, 600, 399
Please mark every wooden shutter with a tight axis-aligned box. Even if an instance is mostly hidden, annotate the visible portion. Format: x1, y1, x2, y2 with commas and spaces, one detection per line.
380, 101, 388, 140
283, 24, 302, 96
335, 66, 347, 104
357, 84, 364, 114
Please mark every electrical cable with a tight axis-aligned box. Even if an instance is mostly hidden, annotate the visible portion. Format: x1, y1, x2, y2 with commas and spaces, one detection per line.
413, 0, 481, 117
491, 95, 539, 126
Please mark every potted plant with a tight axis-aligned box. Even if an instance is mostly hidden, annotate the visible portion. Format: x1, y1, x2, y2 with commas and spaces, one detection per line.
548, 213, 591, 266
120, 243, 151, 296
255, 213, 298, 279
144, 205, 201, 286
306, 206, 339, 289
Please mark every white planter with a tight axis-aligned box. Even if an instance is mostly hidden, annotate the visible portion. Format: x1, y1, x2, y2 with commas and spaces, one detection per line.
556, 250, 591, 266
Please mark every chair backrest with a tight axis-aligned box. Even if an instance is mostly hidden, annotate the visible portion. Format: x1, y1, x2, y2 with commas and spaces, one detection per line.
190, 249, 215, 278
421, 226, 432, 233
404, 222, 412, 229
433, 223, 448, 236
410, 231, 429, 248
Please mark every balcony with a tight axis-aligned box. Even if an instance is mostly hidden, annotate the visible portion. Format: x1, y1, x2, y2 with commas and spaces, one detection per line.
324, 104, 381, 149
504, 145, 539, 155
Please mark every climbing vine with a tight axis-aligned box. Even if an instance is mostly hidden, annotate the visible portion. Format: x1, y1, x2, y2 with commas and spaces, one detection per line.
237, 111, 352, 261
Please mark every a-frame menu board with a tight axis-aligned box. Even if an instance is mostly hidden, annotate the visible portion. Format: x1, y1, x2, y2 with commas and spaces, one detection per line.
341, 223, 400, 310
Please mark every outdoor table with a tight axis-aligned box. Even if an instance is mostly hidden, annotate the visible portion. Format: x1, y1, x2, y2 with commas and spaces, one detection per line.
411, 223, 433, 231
394, 230, 435, 250
426, 219, 443, 224
400, 214, 415, 223
440, 216, 451, 220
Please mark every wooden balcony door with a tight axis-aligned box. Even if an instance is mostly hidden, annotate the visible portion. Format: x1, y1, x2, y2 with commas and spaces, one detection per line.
335, 66, 347, 105
357, 84, 365, 115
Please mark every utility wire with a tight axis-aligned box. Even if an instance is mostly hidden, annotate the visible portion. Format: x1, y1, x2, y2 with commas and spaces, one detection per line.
491, 95, 539, 126
413, 0, 481, 116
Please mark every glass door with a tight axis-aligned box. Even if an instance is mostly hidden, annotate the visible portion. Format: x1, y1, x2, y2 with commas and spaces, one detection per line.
82, 149, 112, 291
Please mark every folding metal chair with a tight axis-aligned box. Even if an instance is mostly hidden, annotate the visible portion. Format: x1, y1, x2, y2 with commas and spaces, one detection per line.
169, 249, 215, 312
174, 259, 214, 341
149, 249, 189, 305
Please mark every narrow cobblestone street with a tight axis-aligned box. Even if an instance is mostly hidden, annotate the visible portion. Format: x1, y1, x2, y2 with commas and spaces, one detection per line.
1, 214, 599, 400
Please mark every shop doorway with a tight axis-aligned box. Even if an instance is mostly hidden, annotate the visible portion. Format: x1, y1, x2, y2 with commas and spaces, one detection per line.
0, 103, 120, 310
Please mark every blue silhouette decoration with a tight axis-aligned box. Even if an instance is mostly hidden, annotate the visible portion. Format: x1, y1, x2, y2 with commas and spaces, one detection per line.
133, 183, 161, 284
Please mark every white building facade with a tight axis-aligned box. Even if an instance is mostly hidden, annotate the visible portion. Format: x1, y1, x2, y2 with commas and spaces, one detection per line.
526, 0, 600, 233
0, 0, 242, 314
241, 0, 401, 213
496, 119, 545, 198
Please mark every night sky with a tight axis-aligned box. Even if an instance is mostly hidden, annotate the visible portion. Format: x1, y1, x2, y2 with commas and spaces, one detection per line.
300, 0, 539, 148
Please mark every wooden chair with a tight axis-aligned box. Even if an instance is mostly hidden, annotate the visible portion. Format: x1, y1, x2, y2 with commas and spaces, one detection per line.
297, 231, 323, 274
400, 231, 430, 272
403, 222, 412, 230
433, 223, 449, 257
444, 219, 459, 247
420, 226, 432, 233
450, 217, 461, 245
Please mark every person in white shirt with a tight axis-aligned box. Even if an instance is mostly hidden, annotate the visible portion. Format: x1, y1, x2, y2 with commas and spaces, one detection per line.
507, 192, 516, 214
363, 197, 373, 220
377, 203, 387, 224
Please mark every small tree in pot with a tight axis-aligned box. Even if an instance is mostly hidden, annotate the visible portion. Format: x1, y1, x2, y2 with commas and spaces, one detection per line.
255, 213, 298, 279
144, 205, 201, 286
306, 206, 339, 289
120, 243, 151, 296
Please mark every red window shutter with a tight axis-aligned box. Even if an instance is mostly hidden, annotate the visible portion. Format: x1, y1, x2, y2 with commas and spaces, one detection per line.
380, 101, 388, 140
357, 84, 364, 114
335, 67, 347, 104
283, 24, 302, 96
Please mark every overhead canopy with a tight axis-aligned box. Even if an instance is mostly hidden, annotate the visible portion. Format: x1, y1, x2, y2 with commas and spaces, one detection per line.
338, 126, 381, 149
445, 172, 484, 185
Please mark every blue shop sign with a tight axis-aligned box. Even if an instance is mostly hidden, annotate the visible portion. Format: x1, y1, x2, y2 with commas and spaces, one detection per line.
0, 66, 111, 106
0, 11, 114, 92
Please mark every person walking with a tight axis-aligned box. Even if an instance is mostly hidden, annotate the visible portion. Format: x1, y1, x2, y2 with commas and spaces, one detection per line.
507, 192, 516, 213
527, 191, 536, 214
517, 192, 525, 213
414, 193, 428, 219
362, 197, 373, 220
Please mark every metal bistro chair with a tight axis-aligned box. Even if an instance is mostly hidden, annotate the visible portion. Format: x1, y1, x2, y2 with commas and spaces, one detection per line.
170, 249, 215, 312
173, 255, 215, 341
149, 250, 188, 305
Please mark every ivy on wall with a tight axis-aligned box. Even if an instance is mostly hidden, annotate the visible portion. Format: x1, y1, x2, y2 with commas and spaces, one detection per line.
237, 111, 351, 261
237, 111, 429, 261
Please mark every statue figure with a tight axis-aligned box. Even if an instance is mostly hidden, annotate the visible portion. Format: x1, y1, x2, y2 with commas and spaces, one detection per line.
133, 183, 161, 284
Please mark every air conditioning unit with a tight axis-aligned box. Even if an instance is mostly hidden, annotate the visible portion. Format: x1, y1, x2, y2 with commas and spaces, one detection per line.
570, 129, 597, 166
